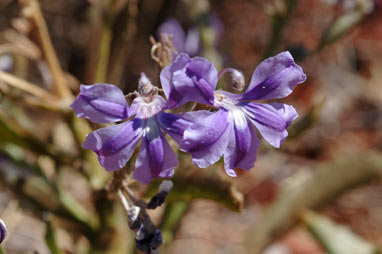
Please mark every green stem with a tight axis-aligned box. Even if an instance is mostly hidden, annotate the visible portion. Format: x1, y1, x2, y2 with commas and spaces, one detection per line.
95, 25, 113, 83
263, 0, 298, 59
160, 201, 189, 245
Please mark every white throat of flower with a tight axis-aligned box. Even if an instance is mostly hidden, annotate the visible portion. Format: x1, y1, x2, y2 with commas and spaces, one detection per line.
213, 90, 248, 129
130, 72, 166, 119
213, 90, 239, 111
131, 95, 166, 119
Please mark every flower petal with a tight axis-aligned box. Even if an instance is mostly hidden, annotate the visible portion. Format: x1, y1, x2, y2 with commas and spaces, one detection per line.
71, 84, 129, 124
241, 51, 306, 100
243, 102, 298, 148
157, 110, 214, 144
223, 110, 260, 176
160, 56, 189, 108
181, 109, 231, 168
185, 27, 200, 56
179, 57, 217, 103
157, 18, 187, 53
82, 119, 143, 171
134, 119, 178, 184
160, 54, 218, 109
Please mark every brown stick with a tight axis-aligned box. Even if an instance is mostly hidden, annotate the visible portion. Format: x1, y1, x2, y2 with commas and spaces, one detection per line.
0, 70, 57, 102
19, 0, 72, 99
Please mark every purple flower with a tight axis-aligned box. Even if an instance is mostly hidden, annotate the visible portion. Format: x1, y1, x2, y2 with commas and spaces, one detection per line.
157, 15, 223, 57
161, 51, 306, 176
160, 53, 218, 109
158, 18, 188, 55
70, 83, 129, 124
158, 18, 202, 57
71, 74, 200, 184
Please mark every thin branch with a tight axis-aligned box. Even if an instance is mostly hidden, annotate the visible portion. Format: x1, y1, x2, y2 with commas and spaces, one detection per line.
19, 0, 72, 99
0, 70, 57, 102
108, 0, 139, 85
94, 25, 112, 83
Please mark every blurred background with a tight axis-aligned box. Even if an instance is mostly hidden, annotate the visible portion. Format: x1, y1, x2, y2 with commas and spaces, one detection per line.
0, 0, 381, 253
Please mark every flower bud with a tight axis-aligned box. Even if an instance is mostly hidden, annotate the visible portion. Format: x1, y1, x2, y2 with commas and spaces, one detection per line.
218, 68, 245, 92
135, 228, 163, 253
230, 69, 245, 91
147, 180, 173, 209
0, 219, 7, 243
128, 206, 142, 230
158, 180, 173, 193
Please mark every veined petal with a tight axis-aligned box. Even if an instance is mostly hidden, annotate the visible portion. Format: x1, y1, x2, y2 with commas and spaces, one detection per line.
82, 119, 143, 171
181, 109, 231, 168
243, 102, 298, 148
71, 84, 128, 124
157, 110, 214, 144
160, 54, 218, 109
223, 110, 260, 176
241, 51, 306, 100
160, 65, 188, 109
186, 57, 218, 91
179, 57, 217, 104
134, 119, 178, 184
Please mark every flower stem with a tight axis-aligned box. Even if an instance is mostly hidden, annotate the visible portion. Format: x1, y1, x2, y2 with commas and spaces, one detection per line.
95, 25, 112, 83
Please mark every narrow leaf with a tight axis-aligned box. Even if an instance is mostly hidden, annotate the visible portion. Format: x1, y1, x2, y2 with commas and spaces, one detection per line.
302, 211, 377, 254
45, 218, 61, 254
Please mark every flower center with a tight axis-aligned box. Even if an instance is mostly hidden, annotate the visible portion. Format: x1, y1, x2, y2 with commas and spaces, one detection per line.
131, 95, 166, 119
213, 91, 238, 111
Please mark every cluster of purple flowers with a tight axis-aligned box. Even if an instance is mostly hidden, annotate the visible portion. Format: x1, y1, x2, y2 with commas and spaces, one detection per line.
71, 51, 306, 184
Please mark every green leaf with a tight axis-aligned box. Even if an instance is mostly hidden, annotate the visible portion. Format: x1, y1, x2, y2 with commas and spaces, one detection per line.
288, 101, 323, 138
243, 151, 382, 253
319, 12, 361, 50
159, 201, 189, 244
0, 154, 98, 233
302, 211, 377, 254
45, 217, 61, 254
58, 189, 99, 230
146, 164, 244, 212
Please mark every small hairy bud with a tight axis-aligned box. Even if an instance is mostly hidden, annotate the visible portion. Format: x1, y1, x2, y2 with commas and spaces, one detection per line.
138, 73, 155, 96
